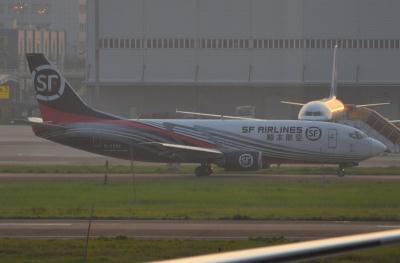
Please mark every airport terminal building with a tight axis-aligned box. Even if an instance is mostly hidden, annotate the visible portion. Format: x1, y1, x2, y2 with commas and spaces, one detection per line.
86, 0, 400, 119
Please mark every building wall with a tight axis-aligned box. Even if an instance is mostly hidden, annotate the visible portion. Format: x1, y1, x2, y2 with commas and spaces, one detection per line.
17, 29, 65, 70
0, 28, 17, 69
85, 0, 400, 119
0, 0, 81, 57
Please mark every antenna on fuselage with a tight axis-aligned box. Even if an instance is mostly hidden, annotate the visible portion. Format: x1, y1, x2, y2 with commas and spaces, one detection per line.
329, 45, 338, 99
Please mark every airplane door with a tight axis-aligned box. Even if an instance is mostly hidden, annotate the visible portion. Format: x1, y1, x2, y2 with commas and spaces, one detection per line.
328, 129, 337, 149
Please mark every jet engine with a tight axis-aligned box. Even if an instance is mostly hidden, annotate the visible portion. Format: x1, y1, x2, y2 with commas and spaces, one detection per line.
222, 151, 263, 171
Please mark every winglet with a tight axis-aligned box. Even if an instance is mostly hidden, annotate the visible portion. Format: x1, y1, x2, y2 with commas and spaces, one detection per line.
329, 45, 338, 98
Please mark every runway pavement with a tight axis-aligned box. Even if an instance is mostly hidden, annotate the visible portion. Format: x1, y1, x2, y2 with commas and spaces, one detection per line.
0, 219, 399, 240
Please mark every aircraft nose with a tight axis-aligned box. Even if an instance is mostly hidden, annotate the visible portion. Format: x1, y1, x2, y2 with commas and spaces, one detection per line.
370, 138, 387, 156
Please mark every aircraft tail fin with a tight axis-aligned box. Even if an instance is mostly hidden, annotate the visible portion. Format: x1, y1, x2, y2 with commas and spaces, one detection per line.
329, 45, 338, 98
26, 53, 119, 123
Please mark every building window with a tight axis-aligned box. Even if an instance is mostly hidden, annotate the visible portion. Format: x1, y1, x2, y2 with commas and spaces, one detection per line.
80, 4, 86, 14
210, 39, 215, 49
232, 39, 238, 48
282, 39, 287, 48
304, 39, 309, 48
97, 37, 400, 50
316, 39, 320, 49
253, 39, 258, 49
352, 39, 357, 49
373, 39, 378, 48
384, 39, 389, 49
362, 40, 367, 49
271, 39, 276, 48
225, 39, 230, 48
136, 39, 141, 49
389, 40, 395, 49
217, 39, 222, 48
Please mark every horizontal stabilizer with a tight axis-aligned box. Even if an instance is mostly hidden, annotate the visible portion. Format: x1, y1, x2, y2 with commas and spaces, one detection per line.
356, 102, 390, 108
176, 110, 260, 120
140, 142, 223, 161
280, 101, 305, 106
14, 118, 65, 133
156, 229, 400, 263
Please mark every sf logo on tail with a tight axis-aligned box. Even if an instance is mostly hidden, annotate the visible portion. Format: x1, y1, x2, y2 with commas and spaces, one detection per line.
32, 65, 65, 101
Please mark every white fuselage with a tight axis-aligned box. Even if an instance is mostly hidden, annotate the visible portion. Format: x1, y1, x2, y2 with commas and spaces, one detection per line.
140, 119, 386, 164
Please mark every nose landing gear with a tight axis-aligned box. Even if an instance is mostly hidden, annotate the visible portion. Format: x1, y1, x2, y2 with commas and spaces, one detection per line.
336, 162, 358, 177
195, 163, 213, 177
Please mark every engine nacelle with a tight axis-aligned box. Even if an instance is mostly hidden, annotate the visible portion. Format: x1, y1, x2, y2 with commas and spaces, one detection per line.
222, 151, 263, 171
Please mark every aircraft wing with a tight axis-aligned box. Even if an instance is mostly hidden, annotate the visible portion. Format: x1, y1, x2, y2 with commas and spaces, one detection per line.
140, 142, 224, 162
154, 229, 400, 263
356, 103, 391, 108
176, 110, 261, 120
280, 101, 305, 106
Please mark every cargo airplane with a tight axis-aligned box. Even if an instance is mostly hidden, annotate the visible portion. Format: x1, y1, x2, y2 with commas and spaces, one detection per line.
25, 53, 386, 176
281, 45, 390, 121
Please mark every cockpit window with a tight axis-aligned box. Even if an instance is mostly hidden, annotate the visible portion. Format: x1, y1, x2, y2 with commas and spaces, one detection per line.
305, 111, 322, 116
349, 131, 366, 140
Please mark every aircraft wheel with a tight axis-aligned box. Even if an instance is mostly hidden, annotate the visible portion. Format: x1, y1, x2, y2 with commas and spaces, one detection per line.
336, 168, 345, 177
195, 165, 213, 177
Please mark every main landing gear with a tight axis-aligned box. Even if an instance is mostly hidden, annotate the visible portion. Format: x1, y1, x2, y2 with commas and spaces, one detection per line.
336, 166, 345, 177
195, 163, 213, 177
336, 163, 359, 177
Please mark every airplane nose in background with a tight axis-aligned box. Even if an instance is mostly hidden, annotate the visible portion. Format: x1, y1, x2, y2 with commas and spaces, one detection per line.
370, 139, 387, 155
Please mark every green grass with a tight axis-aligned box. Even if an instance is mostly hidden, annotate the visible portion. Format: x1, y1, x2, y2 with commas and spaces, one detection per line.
0, 237, 399, 263
0, 237, 285, 263
1, 179, 400, 220
1, 164, 400, 175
